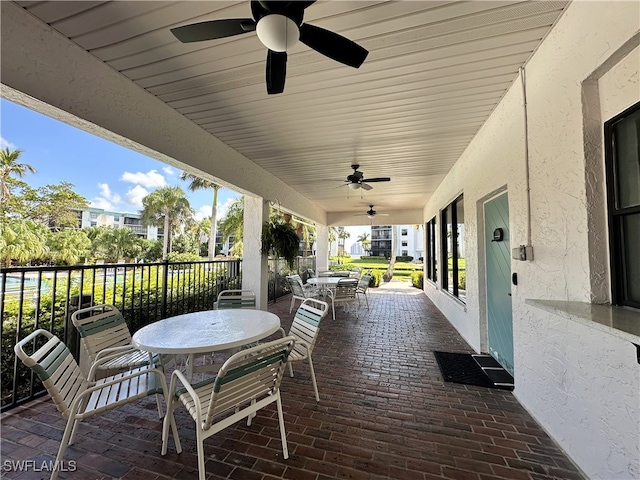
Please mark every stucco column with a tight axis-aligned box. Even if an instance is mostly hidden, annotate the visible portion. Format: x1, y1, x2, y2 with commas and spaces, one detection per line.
315, 224, 329, 272
242, 196, 269, 309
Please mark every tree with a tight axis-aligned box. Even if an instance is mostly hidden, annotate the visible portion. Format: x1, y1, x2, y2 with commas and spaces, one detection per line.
338, 229, 350, 258
0, 148, 35, 204
27, 182, 89, 230
384, 226, 399, 282
181, 172, 222, 260
100, 227, 141, 262
140, 186, 193, 259
328, 227, 338, 256
219, 196, 244, 253
0, 219, 48, 267
357, 232, 371, 256
47, 229, 91, 265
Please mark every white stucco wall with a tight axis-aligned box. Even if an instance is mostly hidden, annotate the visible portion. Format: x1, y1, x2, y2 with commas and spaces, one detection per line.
423, 2, 640, 479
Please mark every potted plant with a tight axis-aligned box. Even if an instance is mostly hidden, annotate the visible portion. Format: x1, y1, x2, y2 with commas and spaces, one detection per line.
261, 220, 300, 268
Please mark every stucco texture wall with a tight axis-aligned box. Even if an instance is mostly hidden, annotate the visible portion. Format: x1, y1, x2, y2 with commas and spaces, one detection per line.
423, 2, 640, 479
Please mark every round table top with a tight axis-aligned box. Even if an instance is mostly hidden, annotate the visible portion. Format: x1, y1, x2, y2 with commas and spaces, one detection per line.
307, 276, 353, 285
131, 309, 281, 355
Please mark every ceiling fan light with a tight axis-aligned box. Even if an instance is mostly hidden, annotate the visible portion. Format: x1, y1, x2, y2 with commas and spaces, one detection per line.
367, 214, 375, 219
348, 182, 361, 190
256, 15, 299, 52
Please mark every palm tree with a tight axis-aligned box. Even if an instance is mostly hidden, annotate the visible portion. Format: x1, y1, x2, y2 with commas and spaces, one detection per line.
0, 219, 48, 266
140, 186, 193, 259
181, 172, 222, 260
47, 229, 91, 265
357, 232, 371, 256
384, 226, 399, 281
328, 227, 338, 256
338, 229, 350, 258
219, 196, 244, 253
0, 148, 35, 203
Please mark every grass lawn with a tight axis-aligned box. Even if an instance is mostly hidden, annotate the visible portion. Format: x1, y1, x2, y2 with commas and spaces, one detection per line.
331, 257, 422, 280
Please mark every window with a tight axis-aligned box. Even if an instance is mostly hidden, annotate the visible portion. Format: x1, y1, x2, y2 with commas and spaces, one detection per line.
441, 195, 465, 302
401, 241, 408, 247
605, 102, 640, 309
401, 229, 408, 235
425, 217, 437, 282
402, 250, 408, 256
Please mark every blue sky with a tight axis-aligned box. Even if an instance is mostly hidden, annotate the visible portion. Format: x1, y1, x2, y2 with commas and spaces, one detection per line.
1, 98, 367, 250
0, 98, 241, 221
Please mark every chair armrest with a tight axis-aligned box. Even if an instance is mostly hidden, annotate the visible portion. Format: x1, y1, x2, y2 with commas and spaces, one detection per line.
168, 369, 203, 422
88, 345, 153, 380
94, 344, 139, 361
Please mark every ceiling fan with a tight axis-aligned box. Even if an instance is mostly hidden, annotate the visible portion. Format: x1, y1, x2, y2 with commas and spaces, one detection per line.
170, 1, 369, 95
354, 205, 390, 220
339, 164, 391, 190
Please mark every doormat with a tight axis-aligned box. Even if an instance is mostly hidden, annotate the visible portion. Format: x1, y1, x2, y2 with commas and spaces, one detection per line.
433, 351, 514, 390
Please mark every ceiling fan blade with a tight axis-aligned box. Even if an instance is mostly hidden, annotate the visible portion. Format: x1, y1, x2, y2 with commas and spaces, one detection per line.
266, 50, 287, 94
361, 183, 373, 191
362, 177, 390, 182
299, 24, 368, 68
171, 19, 255, 43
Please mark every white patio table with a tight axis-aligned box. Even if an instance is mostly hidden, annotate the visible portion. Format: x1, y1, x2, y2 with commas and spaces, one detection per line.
132, 309, 281, 380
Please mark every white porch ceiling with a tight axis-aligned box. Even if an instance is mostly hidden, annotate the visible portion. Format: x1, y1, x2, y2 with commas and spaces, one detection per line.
11, 0, 568, 219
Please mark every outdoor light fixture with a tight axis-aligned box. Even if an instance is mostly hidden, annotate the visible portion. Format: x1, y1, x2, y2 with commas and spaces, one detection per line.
256, 15, 299, 52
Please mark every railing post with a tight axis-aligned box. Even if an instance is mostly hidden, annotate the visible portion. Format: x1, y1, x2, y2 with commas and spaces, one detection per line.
161, 259, 169, 319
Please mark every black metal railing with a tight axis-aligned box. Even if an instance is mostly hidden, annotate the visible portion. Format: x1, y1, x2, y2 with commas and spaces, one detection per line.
1, 256, 316, 412
1, 259, 241, 411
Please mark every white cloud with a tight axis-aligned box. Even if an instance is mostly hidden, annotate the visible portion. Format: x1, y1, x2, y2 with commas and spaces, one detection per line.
98, 182, 121, 203
215, 197, 236, 220
1, 136, 16, 149
162, 166, 176, 176
125, 185, 149, 208
120, 169, 167, 188
194, 205, 212, 221
89, 182, 121, 211
89, 198, 116, 210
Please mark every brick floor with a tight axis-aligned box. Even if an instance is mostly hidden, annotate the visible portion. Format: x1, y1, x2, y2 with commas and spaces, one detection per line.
0, 281, 586, 480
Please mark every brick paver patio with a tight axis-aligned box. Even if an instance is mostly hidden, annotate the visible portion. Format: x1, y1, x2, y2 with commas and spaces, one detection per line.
1, 281, 585, 480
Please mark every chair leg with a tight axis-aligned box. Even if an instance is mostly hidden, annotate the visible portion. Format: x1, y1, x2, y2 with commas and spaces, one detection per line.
162, 403, 182, 455
51, 415, 76, 480
288, 361, 294, 377
196, 430, 206, 480
289, 295, 295, 313
331, 300, 336, 320
276, 393, 289, 459
307, 355, 320, 402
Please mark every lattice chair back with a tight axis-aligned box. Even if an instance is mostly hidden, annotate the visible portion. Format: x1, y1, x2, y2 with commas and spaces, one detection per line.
161, 336, 296, 480
278, 298, 329, 402
356, 274, 372, 309
14, 329, 173, 480
328, 278, 359, 319
286, 274, 305, 296
216, 289, 256, 309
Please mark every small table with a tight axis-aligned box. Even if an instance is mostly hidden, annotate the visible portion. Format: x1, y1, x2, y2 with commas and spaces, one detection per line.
132, 310, 281, 379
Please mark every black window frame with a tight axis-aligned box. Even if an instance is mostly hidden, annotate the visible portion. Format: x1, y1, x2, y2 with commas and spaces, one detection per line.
425, 217, 437, 282
441, 194, 464, 301
604, 101, 640, 309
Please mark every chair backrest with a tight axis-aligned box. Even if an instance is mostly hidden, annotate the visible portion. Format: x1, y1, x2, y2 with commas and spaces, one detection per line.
333, 278, 358, 300
357, 274, 372, 292
204, 336, 295, 429
332, 271, 351, 277
289, 298, 329, 355
217, 290, 256, 309
286, 275, 305, 296
14, 329, 87, 418
71, 304, 132, 364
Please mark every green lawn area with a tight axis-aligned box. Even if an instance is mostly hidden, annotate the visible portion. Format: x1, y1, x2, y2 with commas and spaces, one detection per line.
330, 257, 422, 280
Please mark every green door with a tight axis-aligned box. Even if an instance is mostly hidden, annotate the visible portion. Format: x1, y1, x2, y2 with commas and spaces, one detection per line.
484, 193, 514, 376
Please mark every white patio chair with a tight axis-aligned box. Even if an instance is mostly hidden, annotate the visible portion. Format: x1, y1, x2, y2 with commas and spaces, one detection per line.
161, 336, 296, 480
278, 298, 329, 402
14, 329, 176, 480
214, 289, 256, 309
71, 303, 163, 416
356, 274, 372, 310
286, 274, 321, 313
326, 278, 359, 320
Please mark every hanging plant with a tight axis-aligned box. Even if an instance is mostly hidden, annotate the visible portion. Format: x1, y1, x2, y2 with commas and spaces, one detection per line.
261, 221, 300, 269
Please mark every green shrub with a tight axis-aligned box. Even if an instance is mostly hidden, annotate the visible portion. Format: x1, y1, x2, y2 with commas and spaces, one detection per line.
370, 270, 384, 287
397, 255, 414, 262
166, 252, 201, 263
411, 271, 424, 289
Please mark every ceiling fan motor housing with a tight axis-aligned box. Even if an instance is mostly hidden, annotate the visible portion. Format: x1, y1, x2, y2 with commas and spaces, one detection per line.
256, 14, 300, 52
